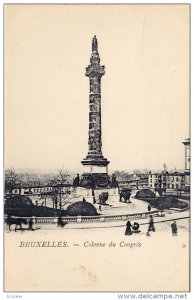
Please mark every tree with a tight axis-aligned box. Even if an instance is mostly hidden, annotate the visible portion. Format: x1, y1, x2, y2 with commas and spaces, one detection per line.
39, 168, 71, 214
48, 168, 69, 186
5, 168, 43, 194
5, 168, 22, 193
18, 172, 41, 187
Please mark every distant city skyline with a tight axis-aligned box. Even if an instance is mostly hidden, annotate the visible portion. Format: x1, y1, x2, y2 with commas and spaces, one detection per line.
5, 5, 189, 172
8, 167, 185, 176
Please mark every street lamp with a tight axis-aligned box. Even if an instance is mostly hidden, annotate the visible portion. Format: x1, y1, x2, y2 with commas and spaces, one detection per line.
57, 180, 62, 216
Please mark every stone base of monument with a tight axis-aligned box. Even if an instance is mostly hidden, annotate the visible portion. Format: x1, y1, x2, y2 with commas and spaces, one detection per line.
72, 172, 119, 205
80, 172, 112, 189
74, 186, 119, 205
72, 172, 118, 205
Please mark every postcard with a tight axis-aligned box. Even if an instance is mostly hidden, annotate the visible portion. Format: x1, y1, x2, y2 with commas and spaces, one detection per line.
4, 4, 190, 293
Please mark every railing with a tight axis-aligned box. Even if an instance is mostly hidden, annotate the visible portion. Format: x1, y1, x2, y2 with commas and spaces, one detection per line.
33, 210, 160, 224
35, 217, 55, 224
4, 210, 162, 225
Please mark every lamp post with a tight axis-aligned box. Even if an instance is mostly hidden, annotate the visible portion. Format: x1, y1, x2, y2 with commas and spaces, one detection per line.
57, 180, 62, 216
52, 186, 58, 215
59, 185, 62, 215
90, 176, 95, 204
163, 172, 167, 196
35, 200, 38, 216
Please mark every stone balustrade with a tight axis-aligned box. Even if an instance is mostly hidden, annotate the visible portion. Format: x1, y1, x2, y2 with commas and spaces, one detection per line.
32, 210, 160, 224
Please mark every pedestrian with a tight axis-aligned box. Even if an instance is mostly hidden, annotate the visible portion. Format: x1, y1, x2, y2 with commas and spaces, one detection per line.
132, 222, 140, 233
148, 215, 155, 232
148, 204, 151, 212
171, 221, 177, 236
58, 215, 62, 226
99, 204, 102, 212
57, 214, 67, 228
28, 218, 34, 231
125, 220, 133, 235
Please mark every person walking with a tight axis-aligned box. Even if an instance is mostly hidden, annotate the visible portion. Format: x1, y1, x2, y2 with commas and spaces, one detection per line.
57, 215, 67, 228
148, 215, 155, 232
28, 218, 34, 231
171, 221, 177, 236
125, 221, 133, 235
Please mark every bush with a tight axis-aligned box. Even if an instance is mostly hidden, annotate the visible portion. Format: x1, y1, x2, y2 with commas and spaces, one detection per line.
172, 201, 187, 209
135, 194, 188, 210
66, 201, 97, 216
4, 195, 35, 217
35, 206, 57, 217
158, 196, 188, 210
4, 195, 69, 217
136, 189, 156, 199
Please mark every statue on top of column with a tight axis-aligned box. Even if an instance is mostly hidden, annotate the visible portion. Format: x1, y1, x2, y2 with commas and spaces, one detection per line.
92, 35, 98, 52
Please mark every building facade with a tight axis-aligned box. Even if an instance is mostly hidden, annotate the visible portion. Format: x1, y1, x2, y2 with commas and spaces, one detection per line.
9, 185, 72, 196
148, 138, 190, 195
148, 172, 185, 193
182, 138, 190, 189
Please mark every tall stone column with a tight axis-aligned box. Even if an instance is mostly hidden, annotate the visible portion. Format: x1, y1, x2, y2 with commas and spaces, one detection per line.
81, 36, 109, 174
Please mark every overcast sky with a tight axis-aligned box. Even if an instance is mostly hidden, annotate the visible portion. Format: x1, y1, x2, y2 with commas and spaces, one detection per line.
5, 4, 189, 173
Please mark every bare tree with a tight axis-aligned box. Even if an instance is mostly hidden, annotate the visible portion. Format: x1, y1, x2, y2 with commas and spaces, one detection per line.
40, 168, 71, 214
5, 168, 22, 194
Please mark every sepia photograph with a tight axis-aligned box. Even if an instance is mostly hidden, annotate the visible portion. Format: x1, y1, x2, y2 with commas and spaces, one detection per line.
4, 3, 190, 293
